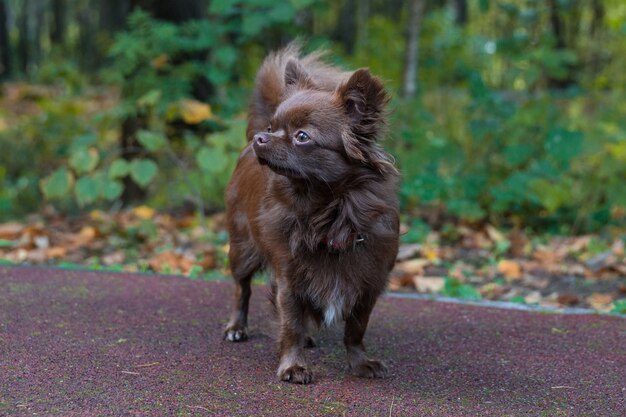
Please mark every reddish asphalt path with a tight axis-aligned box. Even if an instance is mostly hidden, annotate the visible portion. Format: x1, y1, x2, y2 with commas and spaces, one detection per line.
1, 266, 624, 416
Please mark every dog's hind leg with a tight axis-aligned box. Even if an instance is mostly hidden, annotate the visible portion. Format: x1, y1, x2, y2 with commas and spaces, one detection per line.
224, 242, 262, 342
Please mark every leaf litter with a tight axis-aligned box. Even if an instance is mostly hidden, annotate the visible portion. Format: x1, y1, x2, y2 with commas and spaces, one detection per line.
0, 209, 624, 312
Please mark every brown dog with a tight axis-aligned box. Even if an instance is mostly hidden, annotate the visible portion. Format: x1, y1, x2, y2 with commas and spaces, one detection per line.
223, 44, 399, 384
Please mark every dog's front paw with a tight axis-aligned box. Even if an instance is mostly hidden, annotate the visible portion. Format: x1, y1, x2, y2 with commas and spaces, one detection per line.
351, 359, 388, 379
223, 324, 248, 342
278, 365, 313, 384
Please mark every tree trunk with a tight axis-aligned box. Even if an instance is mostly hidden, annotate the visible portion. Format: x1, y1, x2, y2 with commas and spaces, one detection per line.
51, 0, 66, 45
356, 0, 370, 50
0, 0, 10, 79
453, 0, 468, 26
402, 0, 426, 99
18, 0, 30, 75
332, 0, 357, 54
590, 0, 604, 35
547, 0, 575, 89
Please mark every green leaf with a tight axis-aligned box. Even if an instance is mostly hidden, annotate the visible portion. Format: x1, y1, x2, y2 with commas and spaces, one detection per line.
137, 130, 166, 152
196, 147, 228, 173
75, 176, 99, 206
214, 46, 238, 68
70, 148, 100, 174
41, 168, 73, 199
130, 159, 158, 187
442, 278, 481, 300
102, 180, 124, 200
611, 299, 626, 315
0, 239, 14, 248
109, 159, 131, 178
136, 89, 162, 108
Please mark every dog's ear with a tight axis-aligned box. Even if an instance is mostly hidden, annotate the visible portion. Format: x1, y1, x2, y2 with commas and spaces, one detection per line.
284, 59, 310, 87
337, 69, 388, 130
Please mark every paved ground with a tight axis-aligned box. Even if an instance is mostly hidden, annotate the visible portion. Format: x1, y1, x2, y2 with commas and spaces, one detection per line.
1, 266, 624, 416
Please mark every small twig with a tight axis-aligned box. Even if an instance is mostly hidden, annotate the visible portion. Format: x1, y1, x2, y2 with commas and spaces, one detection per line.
389, 395, 395, 417
135, 361, 160, 368
120, 370, 140, 375
551, 385, 575, 389
185, 405, 210, 412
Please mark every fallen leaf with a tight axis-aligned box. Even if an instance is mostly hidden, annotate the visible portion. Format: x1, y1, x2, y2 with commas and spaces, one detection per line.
133, 206, 156, 220
497, 259, 522, 281
611, 239, 624, 257
413, 276, 445, 293
479, 282, 506, 299
46, 246, 67, 258
395, 259, 429, 275
556, 293, 579, 306
396, 243, 422, 261
586, 293, 614, 311
524, 291, 542, 304
0, 222, 24, 240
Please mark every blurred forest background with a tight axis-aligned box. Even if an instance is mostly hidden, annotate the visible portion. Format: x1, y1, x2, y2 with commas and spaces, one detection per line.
0, 0, 624, 310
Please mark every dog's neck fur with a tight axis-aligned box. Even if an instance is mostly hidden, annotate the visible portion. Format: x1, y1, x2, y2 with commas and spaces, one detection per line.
267, 166, 397, 253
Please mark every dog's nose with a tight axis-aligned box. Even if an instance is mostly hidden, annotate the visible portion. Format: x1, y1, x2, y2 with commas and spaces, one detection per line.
254, 133, 271, 145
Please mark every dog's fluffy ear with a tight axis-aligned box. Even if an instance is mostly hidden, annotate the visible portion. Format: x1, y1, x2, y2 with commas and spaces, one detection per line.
284, 59, 311, 87
337, 69, 388, 136
338, 69, 395, 175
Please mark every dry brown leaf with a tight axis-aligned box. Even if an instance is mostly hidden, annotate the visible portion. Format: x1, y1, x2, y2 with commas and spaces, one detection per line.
498, 259, 522, 281
586, 293, 614, 311
485, 224, 506, 244
556, 293, 579, 306
524, 291, 542, 304
533, 249, 563, 264
0, 222, 24, 240
151, 54, 169, 69
413, 276, 445, 293
611, 239, 624, 257
46, 246, 67, 258
149, 251, 196, 275
395, 258, 429, 275
479, 282, 506, 299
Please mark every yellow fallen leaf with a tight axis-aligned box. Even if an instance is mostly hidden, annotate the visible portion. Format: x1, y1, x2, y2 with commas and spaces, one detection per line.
180, 99, 212, 124
133, 206, 155, 220
423, 246, 439, 263
497, 259, 522, 281
79, 226, 98, 240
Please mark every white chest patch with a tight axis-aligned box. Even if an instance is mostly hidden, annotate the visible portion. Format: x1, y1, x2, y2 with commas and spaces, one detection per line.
323, 290, 344, 327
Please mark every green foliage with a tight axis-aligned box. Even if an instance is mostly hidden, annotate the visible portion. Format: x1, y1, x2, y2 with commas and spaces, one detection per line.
611, 299, 626, 315
441, 278, 482, 301
0, 0, 624, 234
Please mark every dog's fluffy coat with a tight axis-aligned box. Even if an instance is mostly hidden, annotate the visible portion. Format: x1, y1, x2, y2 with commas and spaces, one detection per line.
223, 44, 399, 384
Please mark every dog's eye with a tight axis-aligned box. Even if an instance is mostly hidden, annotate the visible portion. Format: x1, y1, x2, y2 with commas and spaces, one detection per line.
267, 126, 272, 133
295, 131, 311, 144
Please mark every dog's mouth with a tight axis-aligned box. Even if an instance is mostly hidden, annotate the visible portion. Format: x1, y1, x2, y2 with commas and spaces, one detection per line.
258, 157, 304, 179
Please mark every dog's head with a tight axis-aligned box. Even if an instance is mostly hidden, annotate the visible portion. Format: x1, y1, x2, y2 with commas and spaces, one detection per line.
252, 60, 394, 183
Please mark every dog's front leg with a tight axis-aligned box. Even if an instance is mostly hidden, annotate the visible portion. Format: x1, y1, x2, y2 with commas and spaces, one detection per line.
344, 297, 387, 378
275, 281, 313, 384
